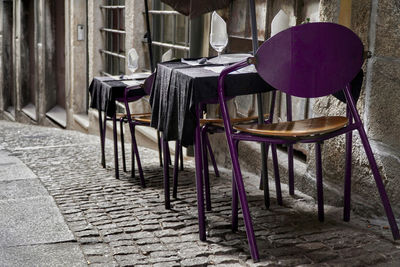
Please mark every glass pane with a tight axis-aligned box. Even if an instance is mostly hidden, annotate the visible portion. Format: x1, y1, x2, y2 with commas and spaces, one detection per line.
162, 14, 174, 43
175, 15, 187, 45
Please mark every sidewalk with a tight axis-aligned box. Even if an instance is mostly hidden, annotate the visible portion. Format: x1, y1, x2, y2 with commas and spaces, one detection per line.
0, 120, 400, 266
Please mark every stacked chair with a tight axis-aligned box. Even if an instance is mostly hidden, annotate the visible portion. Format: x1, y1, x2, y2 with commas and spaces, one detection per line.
215, 22, 399, 261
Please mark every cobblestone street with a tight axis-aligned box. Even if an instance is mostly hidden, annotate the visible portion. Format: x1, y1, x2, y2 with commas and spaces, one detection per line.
1, 120, 400, 266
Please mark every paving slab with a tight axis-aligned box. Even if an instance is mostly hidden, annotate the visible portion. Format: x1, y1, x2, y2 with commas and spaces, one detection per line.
0, 162, 37, 181
0, 196, 75, 247
0, 150, 22, 165
0, 149, 37, 181
0, 242, 87, 267
0, 179, 49, 200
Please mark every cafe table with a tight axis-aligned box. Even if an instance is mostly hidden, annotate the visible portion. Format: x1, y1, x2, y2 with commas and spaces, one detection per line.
149, 55, 274, 241
88, 73, 150, 177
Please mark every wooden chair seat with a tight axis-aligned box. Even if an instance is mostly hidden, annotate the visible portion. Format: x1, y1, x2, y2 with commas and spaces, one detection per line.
116, 112, 152, 123
234, 116, 348, 138
132, 113, 152, 123
200, 114, 269, 126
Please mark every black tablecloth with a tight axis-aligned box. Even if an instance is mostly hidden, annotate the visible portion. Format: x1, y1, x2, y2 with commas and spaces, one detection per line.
150, 59, 364, 146
89, 77, 146, 118
150, 60, 274, 146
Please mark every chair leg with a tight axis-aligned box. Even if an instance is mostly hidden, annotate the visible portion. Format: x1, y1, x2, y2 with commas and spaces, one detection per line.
130, 125, 145, 187
271, 144, 283, 206
202, 127, 212, 211
232, 140, 240, 232
229, 140, 259, 262
357, 126, 400, 239
162, 136, 171, 209
120, 119, 127, 172
98, 109, 106, 168
315, 142, 324, 222
179, 144, 184, 171
172, 140, 180, 199
131, 141, 135, 178
343, 130, 352, 222
157, 131, 163, 167
194, 106, 206, 241
103, 112, 107, 166
205, 133, 220, 177
167, 142, 172, 165
343, 85, 399, 239
112, 115, 119, 179
232, 169, 238, 232
262, 143, 270, 209
288, 144, 295, 195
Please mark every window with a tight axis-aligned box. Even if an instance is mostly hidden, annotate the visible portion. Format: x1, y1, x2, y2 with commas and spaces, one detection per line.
100, 0, 126, 76
150, 0, 190, 65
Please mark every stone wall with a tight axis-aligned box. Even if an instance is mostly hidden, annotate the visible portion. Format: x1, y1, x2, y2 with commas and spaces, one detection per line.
310, 0, 400, 214
208, 0, 400, 216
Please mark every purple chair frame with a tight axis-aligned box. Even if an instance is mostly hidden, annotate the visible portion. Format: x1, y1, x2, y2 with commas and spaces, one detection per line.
120, 75, 222, 210
113, 74, 171, 187
172, 124, 220, 205
199, 92, 283, 212
112, 74, 175, 183
216, 22, 400, 261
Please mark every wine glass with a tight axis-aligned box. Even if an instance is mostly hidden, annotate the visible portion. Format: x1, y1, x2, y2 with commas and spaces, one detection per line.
127, 48, 139, 78
161, 49, 173, 62
210, 11, 228, 63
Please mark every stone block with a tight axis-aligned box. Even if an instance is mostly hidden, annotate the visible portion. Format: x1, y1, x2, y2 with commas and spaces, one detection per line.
366, 58, 400, 147
375, 0, 400, 58
351, 0, 371, 48
319, 0, 339, 22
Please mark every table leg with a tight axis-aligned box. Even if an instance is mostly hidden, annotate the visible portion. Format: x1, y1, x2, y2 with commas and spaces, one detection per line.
162, 134, 171, 209
98, 109, 106, 168
157, 131, 163, 167
194, 105, 206, 241
113, 114, 119, 179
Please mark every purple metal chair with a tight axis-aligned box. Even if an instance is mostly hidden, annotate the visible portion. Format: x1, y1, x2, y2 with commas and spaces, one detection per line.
112, 75, 153, 182
168, 97, 276, 212
216, 22, 400, 261
120, 75, 188, 210
171, 123, 220, 202
196, 98, 282, 212
114, 74, 175, 185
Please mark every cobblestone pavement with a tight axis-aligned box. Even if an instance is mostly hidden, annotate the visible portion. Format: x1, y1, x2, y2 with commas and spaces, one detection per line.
1, 120, 400, 266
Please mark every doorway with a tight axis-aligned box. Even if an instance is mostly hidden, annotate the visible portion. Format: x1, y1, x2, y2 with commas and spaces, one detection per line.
2, 0, 14, 117
45, 0, 66, 127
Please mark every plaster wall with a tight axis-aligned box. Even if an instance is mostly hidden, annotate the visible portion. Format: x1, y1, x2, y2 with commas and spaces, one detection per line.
125, 1, 151, 114
68, 0, 87, 118
88, 0, 106, 82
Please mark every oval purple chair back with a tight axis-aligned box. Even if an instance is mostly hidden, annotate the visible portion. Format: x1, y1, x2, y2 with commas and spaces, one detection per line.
144, 73, 156, 95
255, 22, 364, 98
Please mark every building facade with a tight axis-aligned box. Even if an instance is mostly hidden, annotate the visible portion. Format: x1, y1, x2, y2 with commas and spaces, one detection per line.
1, 0, 399, 215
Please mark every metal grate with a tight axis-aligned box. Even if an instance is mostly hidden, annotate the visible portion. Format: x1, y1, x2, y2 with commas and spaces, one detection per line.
100, 0, 126, 76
